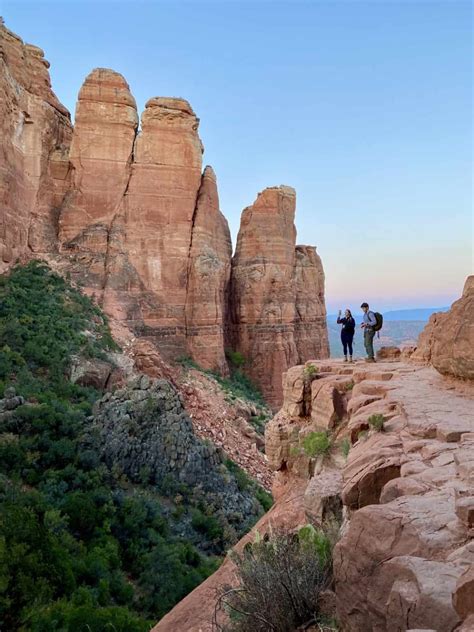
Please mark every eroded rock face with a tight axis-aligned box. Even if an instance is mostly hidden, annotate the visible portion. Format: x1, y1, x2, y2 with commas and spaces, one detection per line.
185, 166, 232, 373
229, 188, 329, 408
229, 186, 298, 408
293, 245, 329, 361
119, 97, 203, 357
58, 68, 138, 290
0, 24, 72, 269
412, 276, 474, 380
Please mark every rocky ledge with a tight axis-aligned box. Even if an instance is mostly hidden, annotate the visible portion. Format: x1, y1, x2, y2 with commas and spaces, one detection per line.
265, 358, 474, 632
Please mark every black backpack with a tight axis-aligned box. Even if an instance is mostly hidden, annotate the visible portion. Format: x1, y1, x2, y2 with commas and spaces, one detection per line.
373, 312, 383, 332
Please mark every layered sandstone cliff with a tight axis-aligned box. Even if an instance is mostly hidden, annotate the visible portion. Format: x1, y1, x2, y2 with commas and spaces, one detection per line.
0, 24, 72, 270
229, 187, 329, 408
412, 275, 474, 380
0, 21, 328, 406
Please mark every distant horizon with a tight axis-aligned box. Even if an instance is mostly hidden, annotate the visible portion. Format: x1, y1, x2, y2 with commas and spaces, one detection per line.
2, 1, 472, 311
326, 305, 449, 315
326, 303, 452, 318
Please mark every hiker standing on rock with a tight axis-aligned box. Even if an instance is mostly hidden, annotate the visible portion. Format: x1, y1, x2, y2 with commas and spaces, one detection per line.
337, 309, 355, 362
360, 302, 378, 362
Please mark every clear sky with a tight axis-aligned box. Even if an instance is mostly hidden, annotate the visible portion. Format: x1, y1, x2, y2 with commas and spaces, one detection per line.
2, 0, 472, 313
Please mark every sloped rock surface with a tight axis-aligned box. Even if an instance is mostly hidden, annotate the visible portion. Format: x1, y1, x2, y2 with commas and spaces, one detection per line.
264, 357, 473, 632
413, 276, 474, 380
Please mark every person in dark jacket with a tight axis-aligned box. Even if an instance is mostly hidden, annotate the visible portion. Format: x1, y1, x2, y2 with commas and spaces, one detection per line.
337, 309, 356, 362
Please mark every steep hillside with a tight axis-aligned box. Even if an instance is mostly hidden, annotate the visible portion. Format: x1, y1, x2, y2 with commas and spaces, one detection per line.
0, 262, 271, 631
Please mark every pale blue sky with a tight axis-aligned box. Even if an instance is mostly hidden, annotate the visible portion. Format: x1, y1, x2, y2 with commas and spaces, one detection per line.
2, 0, 472, 312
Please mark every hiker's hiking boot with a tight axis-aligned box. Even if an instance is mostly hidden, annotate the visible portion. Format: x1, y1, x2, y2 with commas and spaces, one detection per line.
365, 357, 376, 363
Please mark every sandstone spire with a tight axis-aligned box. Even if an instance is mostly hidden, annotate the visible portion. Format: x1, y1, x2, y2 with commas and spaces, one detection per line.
185, 166, 232, 374
58, 68, 138, 253
229, 186, 299, 408
229, 187, 329, 408
118, 97, 204, 358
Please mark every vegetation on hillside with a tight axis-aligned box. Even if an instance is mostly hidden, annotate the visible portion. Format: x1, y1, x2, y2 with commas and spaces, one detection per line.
177, 351, 267, 408
0, 262, 269, 631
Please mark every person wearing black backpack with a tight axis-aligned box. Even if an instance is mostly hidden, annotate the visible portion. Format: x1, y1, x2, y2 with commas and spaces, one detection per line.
360, 302, 382, 362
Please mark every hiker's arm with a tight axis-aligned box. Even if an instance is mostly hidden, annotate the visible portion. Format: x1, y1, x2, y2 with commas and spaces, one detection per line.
368, 312, 377, 326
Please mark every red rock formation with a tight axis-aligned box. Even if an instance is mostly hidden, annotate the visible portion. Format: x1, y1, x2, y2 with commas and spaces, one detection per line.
58, 68, 138, 252
114, 97, 203, 358
229, 187, 329, 408
294, 245, 329, 361
1, 21, 330, 402
262, 356, 474, 632
185, 166, 232, 373
412, 276, 474, 380
229, 186, 299, 408
0, 23, 72, 270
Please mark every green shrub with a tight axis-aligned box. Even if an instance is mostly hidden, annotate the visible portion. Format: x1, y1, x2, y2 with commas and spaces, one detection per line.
255, 487, 273, 512
191, 509, 224, 541
225, 349, 246, 369
340, 437, 351, 458
249, 415, 266, 435
301, 431, 331, 458
225, 458, 251, 491
175, 355, 199, 370
343, 380, 354, 391
212, 370, 265, 406
297, 523, 332, 567
368, 413, 385, 431
303, 363, 319, 379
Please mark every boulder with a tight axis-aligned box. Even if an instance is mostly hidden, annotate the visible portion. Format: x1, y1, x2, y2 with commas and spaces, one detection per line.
310, 382, 344, 430
304, 468, 343, 525
413, 276, 474, 380
69, 355, 113, 390
453, 566, 474, 621
341, 432, 403, 508
368, 556, 461, 632
376, 346, 401, 361
334, 491, 466, 631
